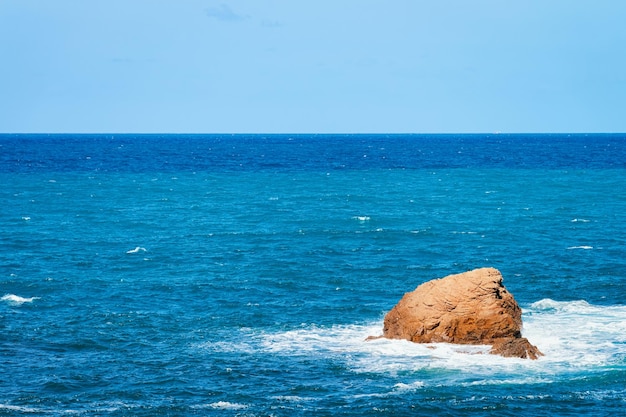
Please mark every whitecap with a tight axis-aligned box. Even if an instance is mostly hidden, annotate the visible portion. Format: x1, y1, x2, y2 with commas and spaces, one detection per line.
271, 395, 314, 403
393, 381, 425, 392
571, 218, 591, 223
1, 294, 40, 305
205, 401, 248, 410
353, 216, 371, 222
21, 216, 31, 221
567, 245, 593, 250
126, 246, 147, 254
460, 376, 554, 387
527, 298, 591, 312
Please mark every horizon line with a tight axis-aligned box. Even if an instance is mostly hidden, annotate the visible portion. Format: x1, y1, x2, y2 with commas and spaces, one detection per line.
2, 132, 625, 136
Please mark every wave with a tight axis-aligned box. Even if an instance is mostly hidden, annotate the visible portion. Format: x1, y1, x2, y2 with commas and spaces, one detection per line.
567, 245, 594, 250
126, 246, 147, 254
1, 294, 40, 305
270, 395, 316, 403
191, 401, 249, 410
527, 298, 593, 312
523, 299, 626, 365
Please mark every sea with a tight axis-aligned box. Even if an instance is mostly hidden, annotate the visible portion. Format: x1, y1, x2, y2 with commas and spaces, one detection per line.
1, 133, 625, 416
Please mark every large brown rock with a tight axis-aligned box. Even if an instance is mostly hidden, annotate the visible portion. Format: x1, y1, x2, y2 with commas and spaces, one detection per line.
380, 267, 542, 359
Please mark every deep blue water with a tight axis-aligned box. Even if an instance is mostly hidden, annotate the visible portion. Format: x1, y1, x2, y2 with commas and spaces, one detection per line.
1, 134, 625, 416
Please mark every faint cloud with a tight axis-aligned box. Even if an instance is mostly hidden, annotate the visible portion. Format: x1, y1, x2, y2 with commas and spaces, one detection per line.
205, 4, 247, 22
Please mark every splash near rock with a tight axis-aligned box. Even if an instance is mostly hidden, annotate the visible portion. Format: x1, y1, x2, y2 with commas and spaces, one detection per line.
379, 267, 542, 359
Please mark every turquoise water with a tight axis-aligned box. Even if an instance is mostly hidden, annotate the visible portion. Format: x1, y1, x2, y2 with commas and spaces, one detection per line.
1, 134, 625, 415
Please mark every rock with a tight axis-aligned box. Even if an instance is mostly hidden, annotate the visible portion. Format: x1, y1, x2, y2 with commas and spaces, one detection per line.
490, 337, 542, 360
379, 267, 542, 359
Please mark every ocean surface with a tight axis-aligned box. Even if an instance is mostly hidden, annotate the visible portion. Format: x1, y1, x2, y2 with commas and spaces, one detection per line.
1, 133, 625, 416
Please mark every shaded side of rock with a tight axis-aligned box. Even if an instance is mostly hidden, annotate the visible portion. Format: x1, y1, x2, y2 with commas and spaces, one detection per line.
490, 337, 542, 360
380, 267, 542, 359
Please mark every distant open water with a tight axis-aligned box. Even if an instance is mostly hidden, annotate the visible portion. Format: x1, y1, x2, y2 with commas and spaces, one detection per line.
1, 134, 625, 416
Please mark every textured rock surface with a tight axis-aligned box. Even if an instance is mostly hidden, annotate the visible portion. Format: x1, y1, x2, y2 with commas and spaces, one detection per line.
381, 267, 542, 359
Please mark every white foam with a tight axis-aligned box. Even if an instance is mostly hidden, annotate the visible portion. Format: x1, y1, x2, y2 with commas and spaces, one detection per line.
523, 299, 626, 368
459, 376, 554, 387
248, 299, 626, 381
353, 216, 371, 222
567, 245, 594, 250
571, 218, 591, 223
527, 298, 592, 312
1, 294, 40, 305
205, 401, 248, 410
126, 246, 147, 254
393, 381, 425, 391
271, 395, 314, 403
256, 323, 526, 377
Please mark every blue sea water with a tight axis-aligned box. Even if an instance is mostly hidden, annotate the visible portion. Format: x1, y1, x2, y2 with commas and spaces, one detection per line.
1, 133, 625, 416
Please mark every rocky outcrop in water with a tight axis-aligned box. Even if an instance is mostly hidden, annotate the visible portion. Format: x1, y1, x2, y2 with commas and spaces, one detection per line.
378, 267, 542, 359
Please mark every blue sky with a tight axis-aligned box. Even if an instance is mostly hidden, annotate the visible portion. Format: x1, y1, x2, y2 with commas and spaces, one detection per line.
1, 1, 625, 133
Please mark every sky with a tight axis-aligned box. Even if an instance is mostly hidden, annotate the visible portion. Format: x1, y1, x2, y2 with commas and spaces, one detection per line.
1, 0, 625, 134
